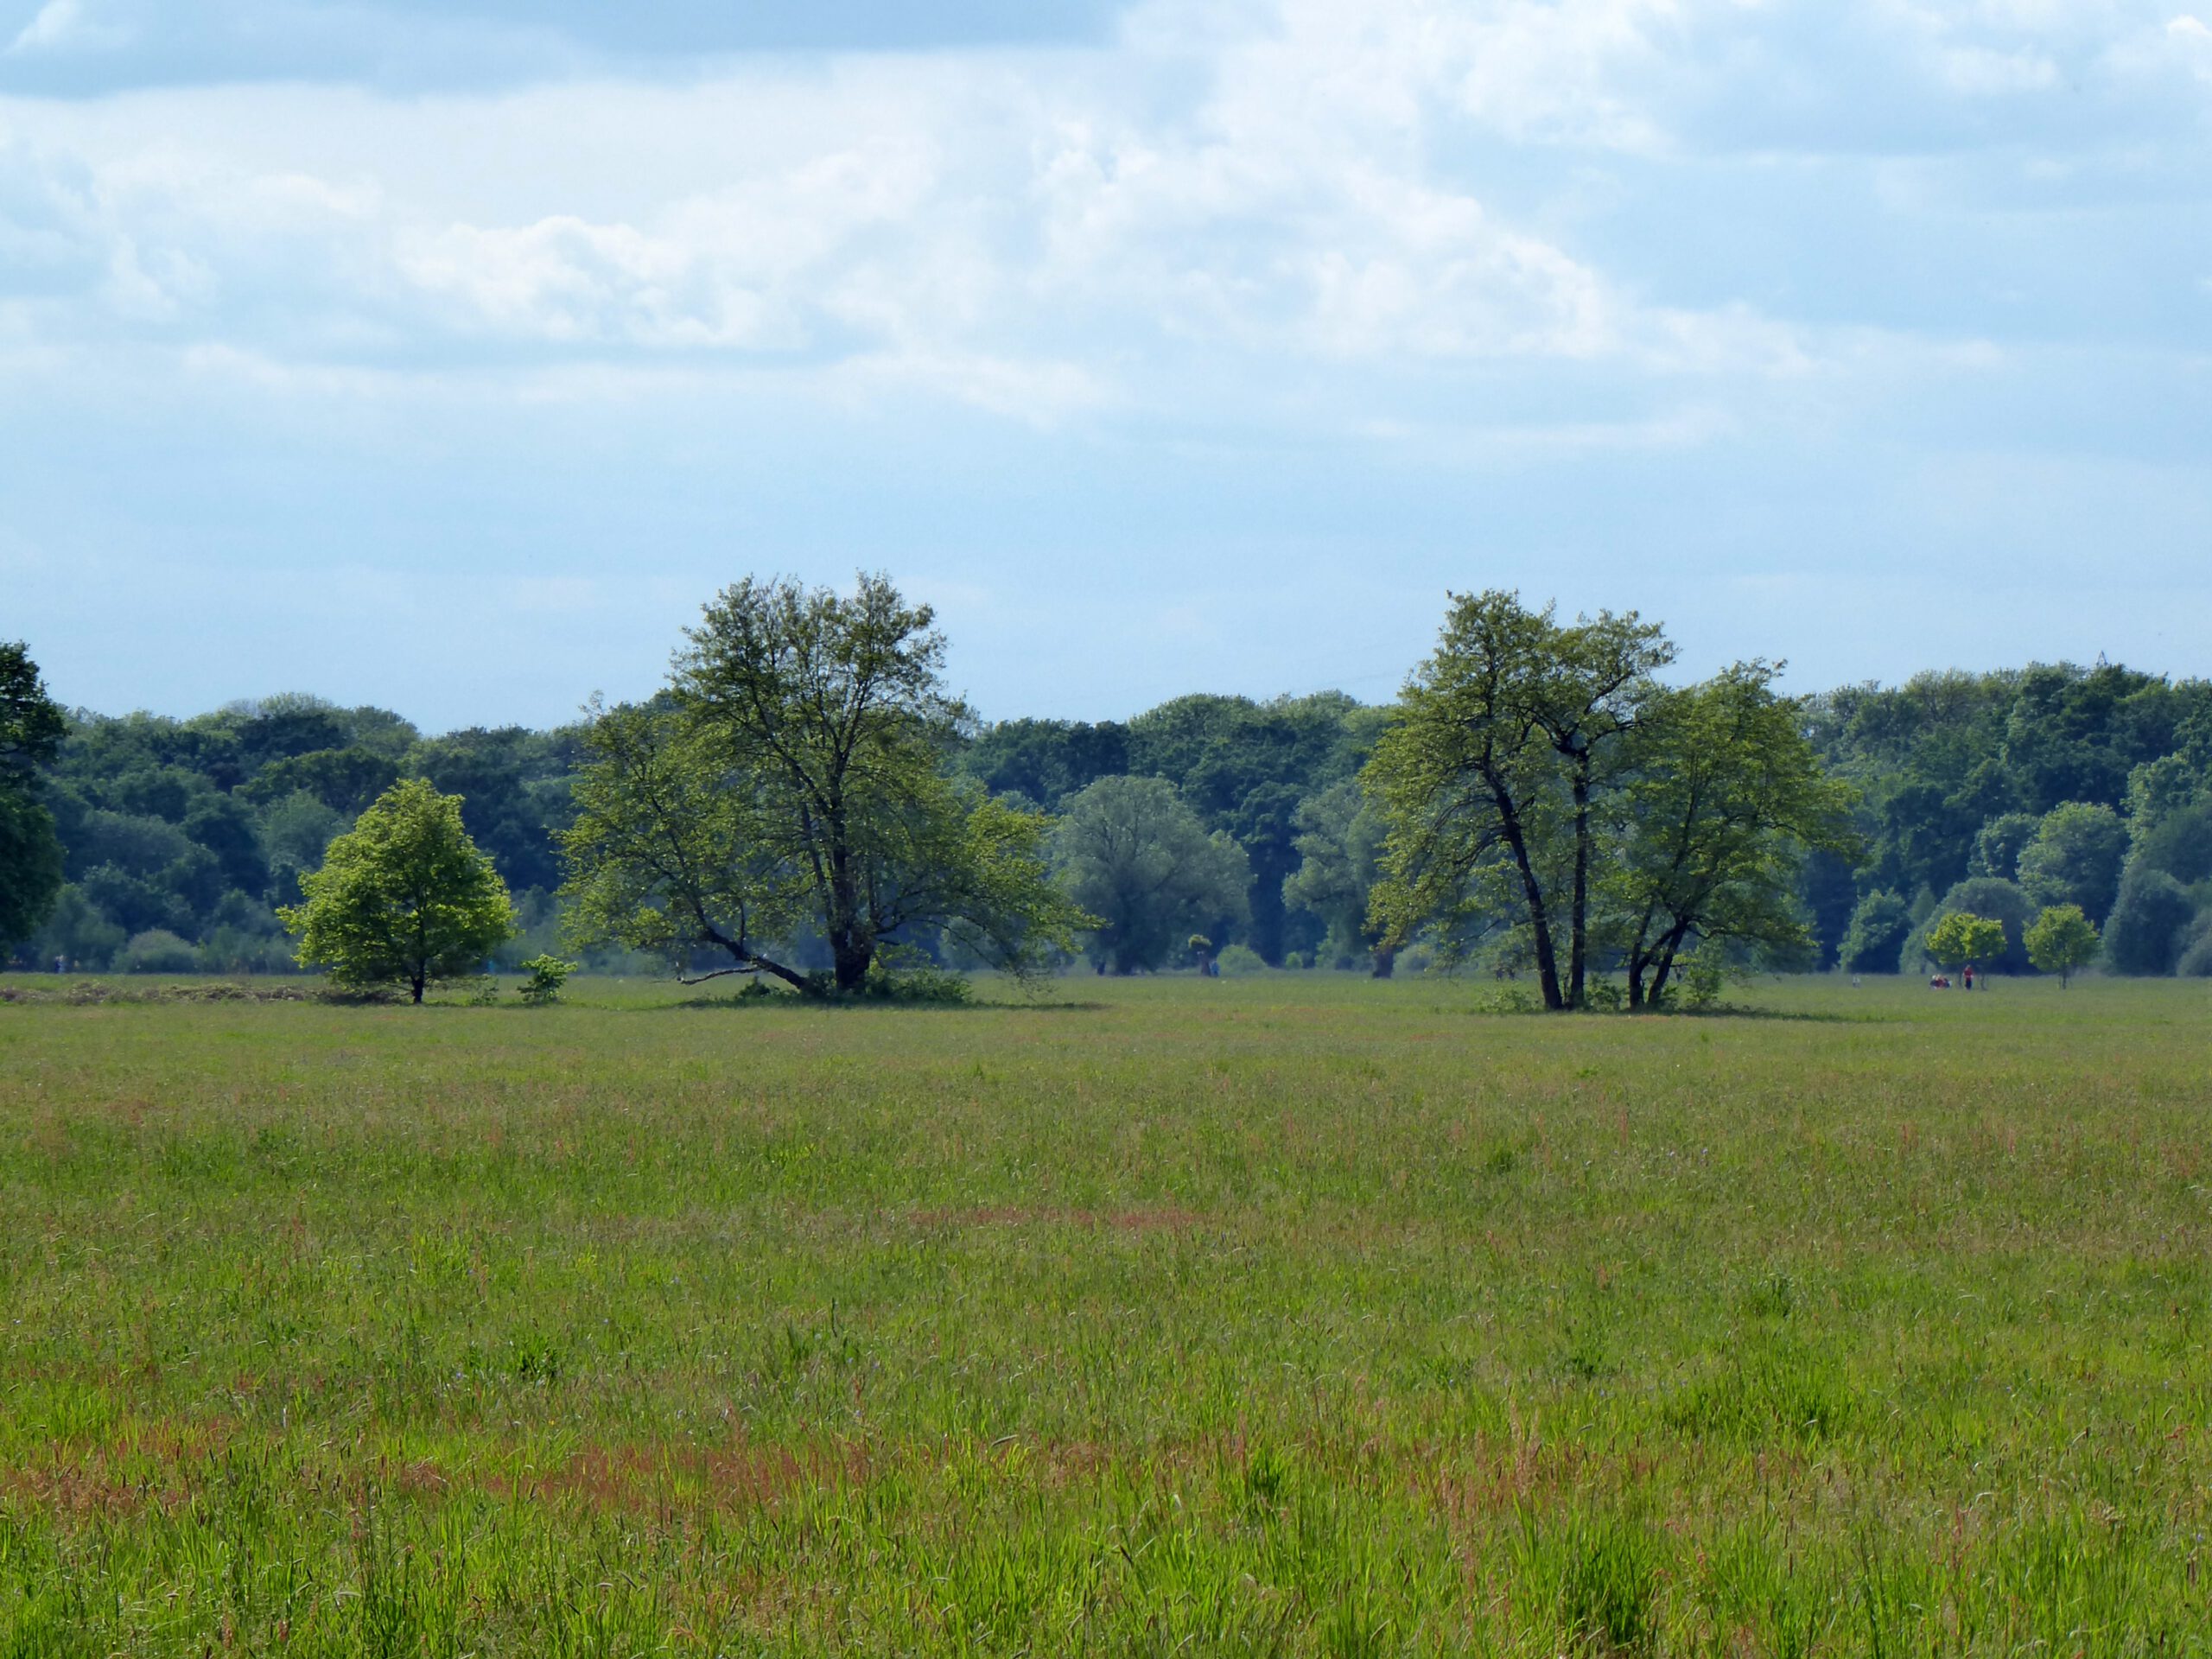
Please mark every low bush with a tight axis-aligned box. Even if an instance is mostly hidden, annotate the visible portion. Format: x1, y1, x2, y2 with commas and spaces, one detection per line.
119, 929, 199, 974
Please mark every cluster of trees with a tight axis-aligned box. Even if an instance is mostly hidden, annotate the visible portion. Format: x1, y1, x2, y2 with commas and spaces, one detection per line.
1814, 664, 2212, 980
4, 690, 577, 975
6, 585, 2209, 994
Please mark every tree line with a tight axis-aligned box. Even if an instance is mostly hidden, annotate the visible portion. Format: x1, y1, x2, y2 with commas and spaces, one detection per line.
4, 575, 2209, 998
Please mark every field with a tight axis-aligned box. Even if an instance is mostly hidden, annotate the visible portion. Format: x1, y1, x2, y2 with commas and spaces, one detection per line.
1, 972, 2209, 1655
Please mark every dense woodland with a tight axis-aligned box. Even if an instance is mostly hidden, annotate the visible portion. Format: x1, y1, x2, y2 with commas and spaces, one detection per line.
4, 639, 2210, 982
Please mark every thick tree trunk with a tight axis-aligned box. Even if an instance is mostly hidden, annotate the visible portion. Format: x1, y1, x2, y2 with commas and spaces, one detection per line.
1478, 756, 1565, 1011
1370, 945, 1395, 979
832, 938, 872, 994
1625, 956, 1648, 1010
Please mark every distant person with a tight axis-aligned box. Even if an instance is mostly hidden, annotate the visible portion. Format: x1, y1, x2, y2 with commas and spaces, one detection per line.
52, 955, 64, 975
1963, 964, 1975, 991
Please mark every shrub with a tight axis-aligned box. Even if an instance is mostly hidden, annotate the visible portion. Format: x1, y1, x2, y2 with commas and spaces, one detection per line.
518, 954, 576, 1007
853, 963, 976, 1005
1672, 948, 1730, 1010
2176, 912, 2212, 978
120, 929, 199, 974
1215, 944, 1267, 976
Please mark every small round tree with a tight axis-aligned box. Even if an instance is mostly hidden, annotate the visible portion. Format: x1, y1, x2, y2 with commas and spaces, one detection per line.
1926, 912, 2005, 981
2025, 904, 2099, 988
281, 779, 514, 1003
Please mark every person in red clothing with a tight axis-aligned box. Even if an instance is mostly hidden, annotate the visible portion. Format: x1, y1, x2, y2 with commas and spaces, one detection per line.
1963, 963, 1975, 990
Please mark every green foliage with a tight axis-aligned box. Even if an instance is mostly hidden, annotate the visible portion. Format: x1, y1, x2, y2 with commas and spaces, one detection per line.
1905, 877, 2035, 974
29, 885, 124, 971
0, 639, 67, 782
2177, 913, 2212, 977
0, 787, 63, 946
2102, 866, 2196, 976
1280, 779, 1392, 974
953, 718, 1129, 810
1052, 776, 1250, 974
1214, 943, 1266, 976
238, 746, 400, 814
2125, 754, 2203, 840
1924, 910, 2005, 972
517, 954, 576, 1006
1970, 811, 2039, 880
1611, 663, 1859, 1008
569, 575, 1088, 995
1669, 947, 1731, 1010
2129, 800, 2212, 887
119, 927, 200, 974
0, 641, 66, 946
559, 698, 806, 986
2024, 904, 2100, 987
280, 779, 516, 1003
1839, 888, 1912, 973
852, 962, 976, 1004
1367, 590, 1672, 1011
1807, 663, 2209, 903
2016, 800, 2128, 924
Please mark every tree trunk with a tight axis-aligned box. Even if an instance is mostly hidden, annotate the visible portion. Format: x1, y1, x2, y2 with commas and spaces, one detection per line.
832, 938, 872, 994
1567, 762, 1591, 1009
1370, 945, 1395, 979
1645, 928, 1689, 1009
1625, 955, 1647, 1010
1497, 806, 1564, 1011
410, 971, 425, 1004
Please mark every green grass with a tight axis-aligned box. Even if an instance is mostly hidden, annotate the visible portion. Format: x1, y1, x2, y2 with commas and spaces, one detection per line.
0, 970, 2208, 1654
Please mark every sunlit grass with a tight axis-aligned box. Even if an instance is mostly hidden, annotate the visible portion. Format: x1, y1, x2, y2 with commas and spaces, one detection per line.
1, 971, 2208, 1653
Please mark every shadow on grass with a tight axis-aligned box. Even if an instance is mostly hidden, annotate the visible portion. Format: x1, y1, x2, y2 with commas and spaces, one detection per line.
658, 992, 1109, 1014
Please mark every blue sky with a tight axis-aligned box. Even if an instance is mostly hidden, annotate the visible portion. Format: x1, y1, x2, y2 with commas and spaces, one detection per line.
3, 0, 2209, 731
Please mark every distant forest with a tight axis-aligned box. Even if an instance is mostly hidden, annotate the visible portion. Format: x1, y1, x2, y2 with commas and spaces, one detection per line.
11, 659, 2212, 978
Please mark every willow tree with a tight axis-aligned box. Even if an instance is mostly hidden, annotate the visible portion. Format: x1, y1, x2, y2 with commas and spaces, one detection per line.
564, 574, 1088, 994
1364, 591, 1670, 1010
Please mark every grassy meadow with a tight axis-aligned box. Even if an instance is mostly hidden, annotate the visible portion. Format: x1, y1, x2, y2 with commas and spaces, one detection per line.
1, 970, 2209, 1655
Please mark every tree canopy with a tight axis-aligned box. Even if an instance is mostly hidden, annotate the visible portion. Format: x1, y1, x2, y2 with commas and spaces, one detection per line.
566, 575, 1088, 995
2025, 905, 2099, 987
1052, 775, 1250, 975
280, 779, 515, 1001
1365, 592, 1671, 1010
0, 642, 66, 946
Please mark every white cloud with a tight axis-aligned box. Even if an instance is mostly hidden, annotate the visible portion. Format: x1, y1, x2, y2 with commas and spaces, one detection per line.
9, 0, 124, 56
0, 0, 2196, 443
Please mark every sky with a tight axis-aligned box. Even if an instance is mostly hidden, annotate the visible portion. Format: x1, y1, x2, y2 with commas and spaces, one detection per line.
2, 0, 2209, 733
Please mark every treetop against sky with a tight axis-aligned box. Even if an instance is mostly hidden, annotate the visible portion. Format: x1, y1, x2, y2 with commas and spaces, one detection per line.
3, 0, 2209, 730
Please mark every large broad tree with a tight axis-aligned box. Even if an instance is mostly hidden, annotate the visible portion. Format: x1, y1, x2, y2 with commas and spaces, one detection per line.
1611, 664, 1860, 1009
0, 641, 67, 947
568, 574, 1087, 994
560, 699, 808, 988
1364, 591, 1670, 1010
2016, 801, 2128, 925
1052, 775, 1251, 974
280, 779, 515, 1002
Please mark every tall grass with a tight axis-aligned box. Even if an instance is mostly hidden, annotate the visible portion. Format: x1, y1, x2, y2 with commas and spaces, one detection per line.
0, 972, 2207, 1652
